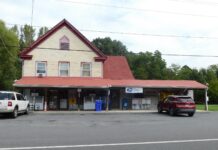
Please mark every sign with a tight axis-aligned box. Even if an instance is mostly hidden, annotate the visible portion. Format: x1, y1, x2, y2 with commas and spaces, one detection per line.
125, 87, 143, 93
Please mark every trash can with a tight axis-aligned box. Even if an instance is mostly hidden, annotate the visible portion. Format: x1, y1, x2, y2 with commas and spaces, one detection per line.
95, 100, 102, 111
122, 98, 128, 110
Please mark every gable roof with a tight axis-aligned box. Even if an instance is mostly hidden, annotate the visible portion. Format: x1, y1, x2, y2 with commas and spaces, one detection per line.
20, 19, 106, 60
103, 56, 134, 79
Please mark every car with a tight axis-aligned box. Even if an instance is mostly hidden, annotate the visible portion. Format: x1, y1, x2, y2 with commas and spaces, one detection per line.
0, 91, 29, 118
157, 95, 196, 117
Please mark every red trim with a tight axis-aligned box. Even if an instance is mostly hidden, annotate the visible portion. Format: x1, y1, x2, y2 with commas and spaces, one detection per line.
95, 57, 107, 62
20, 19, 105, 59
20, 55, 32, 59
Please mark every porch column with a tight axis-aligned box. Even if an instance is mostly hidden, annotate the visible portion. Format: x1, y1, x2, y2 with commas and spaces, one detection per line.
205, 88, 209, 111
106, 89, 110, 111
44, 88, 48, 111
77, 88, 82, 111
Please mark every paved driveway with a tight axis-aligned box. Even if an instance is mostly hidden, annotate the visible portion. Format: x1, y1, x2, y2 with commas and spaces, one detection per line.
0, 111, 218, 150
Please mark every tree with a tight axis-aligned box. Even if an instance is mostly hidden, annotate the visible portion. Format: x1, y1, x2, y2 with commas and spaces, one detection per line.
38, 27, 48, 38
10, 25, 19, 38
177, 65, 192, 79
92, 37, 128, 56
0, 20, 19, 90
20, 25, 35, 48
127, 50, 167, 79
208, 79, 218, 104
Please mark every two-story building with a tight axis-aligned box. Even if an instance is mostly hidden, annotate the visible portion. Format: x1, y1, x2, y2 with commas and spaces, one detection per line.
14, 19, 207, 111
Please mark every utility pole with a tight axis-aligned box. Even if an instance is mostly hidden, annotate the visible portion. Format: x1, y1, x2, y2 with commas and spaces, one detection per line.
31, 0, 34, 27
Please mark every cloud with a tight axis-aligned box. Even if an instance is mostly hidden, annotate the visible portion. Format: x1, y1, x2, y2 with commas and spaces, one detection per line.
1, 0, 218, 68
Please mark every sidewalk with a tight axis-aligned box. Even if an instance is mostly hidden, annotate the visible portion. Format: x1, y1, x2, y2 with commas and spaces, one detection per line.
32, 110, 156, 115
31, 109, 207, 115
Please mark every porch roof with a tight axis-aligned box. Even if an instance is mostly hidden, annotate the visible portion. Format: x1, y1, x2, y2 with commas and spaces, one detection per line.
14, 77, 207, 89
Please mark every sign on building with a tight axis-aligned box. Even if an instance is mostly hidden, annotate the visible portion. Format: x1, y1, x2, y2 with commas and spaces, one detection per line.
125, 87, 143, 93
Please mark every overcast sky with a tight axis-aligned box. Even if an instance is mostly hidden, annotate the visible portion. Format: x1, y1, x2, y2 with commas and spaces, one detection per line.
1, 0, 218, 69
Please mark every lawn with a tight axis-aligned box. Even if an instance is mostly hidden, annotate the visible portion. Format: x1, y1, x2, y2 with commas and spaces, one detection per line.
196, 104, 218, 111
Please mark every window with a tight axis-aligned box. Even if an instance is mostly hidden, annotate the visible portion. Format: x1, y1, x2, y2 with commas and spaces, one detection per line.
60, 36, 69, 50
0, 93, 14, 100
59, 62, 70, 76
16, 94, 25, 101
36, 62, 46, 76
81, 62, 91, 77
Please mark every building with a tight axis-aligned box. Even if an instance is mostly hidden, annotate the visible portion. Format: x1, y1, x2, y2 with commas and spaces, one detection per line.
14, 19, 207, 111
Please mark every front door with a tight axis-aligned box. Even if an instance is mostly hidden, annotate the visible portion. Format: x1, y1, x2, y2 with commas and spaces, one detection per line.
48, 90, 58, 110
59, 90, 68, 110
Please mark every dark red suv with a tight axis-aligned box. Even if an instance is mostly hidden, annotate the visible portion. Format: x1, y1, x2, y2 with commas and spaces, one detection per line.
157, 95, 196, 117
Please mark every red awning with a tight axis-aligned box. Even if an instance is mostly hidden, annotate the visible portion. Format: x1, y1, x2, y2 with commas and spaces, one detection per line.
14, 77, 207, 89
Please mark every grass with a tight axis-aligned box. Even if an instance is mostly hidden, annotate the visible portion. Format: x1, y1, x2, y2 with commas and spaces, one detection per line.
196, 104, 218, 111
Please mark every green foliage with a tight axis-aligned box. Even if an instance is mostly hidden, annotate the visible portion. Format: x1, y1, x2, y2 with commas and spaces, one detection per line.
92, 37, 128, 56
208, 79, 218, 104
125, 50, 167, 79
20, 25, 35, 48
38, 27, 48, 38
0, 20, 19, 90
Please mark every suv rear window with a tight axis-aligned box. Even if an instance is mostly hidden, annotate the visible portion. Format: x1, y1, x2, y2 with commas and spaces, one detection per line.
0, 93, 14, 100
177, 96, 194, 102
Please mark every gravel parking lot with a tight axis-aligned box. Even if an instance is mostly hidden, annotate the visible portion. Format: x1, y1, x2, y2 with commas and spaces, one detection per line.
0, 111, 218, 150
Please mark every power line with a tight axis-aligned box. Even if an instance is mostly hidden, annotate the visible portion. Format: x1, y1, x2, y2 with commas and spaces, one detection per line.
167, 0, 218, 6
79, 29, 218, 39
58, 0, 218, 18
5, 22, 218, 40
1, 44, 218, 58
162, 53, 218, 57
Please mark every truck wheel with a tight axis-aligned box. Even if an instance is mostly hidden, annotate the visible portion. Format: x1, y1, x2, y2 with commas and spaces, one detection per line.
12, 107, 18, 118
169, 108, 175, 116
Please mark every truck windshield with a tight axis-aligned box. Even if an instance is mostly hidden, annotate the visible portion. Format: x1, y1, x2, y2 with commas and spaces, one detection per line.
0, 93, 14, 100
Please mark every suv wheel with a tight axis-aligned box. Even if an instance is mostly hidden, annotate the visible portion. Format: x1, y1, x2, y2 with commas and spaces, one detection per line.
158, 106, 162, 113
188, 112, 194, 117
25, 105, 29, 115
169, 108, 175, 116
12, 107, 18, 118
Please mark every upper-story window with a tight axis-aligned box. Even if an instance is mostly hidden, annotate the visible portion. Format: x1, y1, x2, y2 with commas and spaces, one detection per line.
81, 62, 92, 77
59, 62, 70, 76
60, 36, 70, 50
36, 61, 47, 76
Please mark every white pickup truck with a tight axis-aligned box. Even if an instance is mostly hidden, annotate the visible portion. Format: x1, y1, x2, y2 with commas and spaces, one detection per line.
0, 91, 29, 118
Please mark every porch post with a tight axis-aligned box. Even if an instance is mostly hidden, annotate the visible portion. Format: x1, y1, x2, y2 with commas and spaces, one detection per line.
77, 88, 81, 111
106, 89, 110, 111
44, 88, 48, 111
205, 88, 208, 111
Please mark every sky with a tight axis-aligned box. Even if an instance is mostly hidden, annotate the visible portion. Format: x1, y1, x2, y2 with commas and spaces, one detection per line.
1, 0, 218, 69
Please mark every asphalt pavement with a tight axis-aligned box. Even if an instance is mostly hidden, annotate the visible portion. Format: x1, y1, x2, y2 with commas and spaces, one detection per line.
0, 111, 218, 150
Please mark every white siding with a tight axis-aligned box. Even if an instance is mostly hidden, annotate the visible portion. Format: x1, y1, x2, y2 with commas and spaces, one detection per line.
23, 26, 103, 77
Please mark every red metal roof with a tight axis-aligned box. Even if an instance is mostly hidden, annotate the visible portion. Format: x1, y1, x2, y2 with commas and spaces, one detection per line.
14, 77, 207, 89
104, 56, 134, 79
20, 19, 106, 61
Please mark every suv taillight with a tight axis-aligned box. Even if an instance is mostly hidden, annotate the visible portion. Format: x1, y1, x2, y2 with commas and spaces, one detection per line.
8, 101, 12, 107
